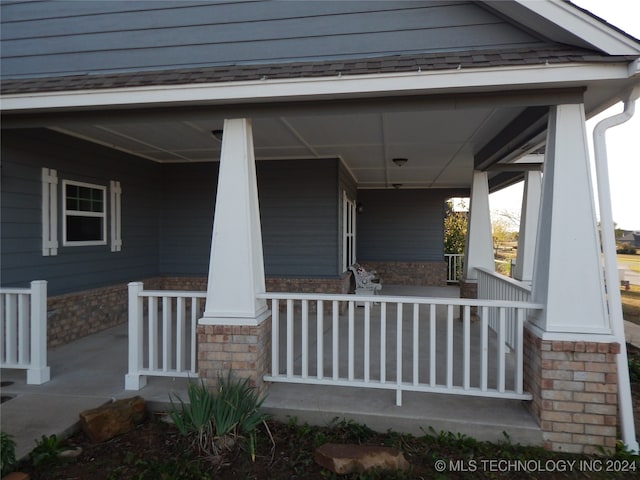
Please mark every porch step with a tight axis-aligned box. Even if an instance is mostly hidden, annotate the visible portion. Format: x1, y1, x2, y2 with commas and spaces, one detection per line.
262, 383, 543, 446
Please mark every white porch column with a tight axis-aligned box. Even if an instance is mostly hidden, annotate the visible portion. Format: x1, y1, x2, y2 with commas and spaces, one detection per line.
462, 170, 494, 282
513, 170, 541, 283
200, 118, 269, 326
530, 104, 609, 334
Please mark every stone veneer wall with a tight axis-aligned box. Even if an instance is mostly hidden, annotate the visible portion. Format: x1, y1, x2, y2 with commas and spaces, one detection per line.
358, 261, 446, 286
523, 327, 619, 454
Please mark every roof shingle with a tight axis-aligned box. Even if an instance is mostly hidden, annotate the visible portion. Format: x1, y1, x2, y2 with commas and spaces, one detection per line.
1, 46, 635, 95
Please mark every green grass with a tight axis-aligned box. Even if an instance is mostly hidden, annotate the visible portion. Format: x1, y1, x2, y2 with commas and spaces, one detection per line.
622, 284, 640, 325
619, 253, 640, 274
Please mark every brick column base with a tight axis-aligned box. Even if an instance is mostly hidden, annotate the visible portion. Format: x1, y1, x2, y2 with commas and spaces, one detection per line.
459, 278, 478, 299
523, 327, 619, 454
197, 317, 272, 393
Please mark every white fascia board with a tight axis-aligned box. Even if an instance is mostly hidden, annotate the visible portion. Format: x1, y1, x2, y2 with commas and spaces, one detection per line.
507, 0, 640, 55
0, 62, 635, 113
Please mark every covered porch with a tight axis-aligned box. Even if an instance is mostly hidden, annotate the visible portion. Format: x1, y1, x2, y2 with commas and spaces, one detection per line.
0, 283, 543, 461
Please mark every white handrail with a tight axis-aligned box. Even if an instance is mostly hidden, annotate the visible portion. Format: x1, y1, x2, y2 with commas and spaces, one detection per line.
125, 282, 205, 390
476, 268, 532, 350
259, 291, 541, 405
0, 280, 50, 384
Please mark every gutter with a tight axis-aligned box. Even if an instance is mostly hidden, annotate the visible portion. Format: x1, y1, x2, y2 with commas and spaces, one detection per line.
592, 86, 640, 453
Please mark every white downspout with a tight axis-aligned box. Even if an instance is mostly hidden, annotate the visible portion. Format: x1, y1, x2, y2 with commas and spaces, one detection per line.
593, 87, 640, 453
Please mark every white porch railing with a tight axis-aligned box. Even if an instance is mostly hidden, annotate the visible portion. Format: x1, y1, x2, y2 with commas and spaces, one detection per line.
258, 291, 542, 406
125, 282, 205, 390
445, 254, 464, 283
476, 267, 533, 350
0, 280, 50, 384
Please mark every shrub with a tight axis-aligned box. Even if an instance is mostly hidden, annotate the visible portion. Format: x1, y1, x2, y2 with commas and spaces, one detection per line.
629, 354, 640, 383
1, 431, 16, 477
169, 373, 271, 463
617, 244, 638, 255
30, 434, 66, 467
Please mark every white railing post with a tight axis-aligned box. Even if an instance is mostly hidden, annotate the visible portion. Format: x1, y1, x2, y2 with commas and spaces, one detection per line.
26, 280, 50, 385
125, 282, 146, 390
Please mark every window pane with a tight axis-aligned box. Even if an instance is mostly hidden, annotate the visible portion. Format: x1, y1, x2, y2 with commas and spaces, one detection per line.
66, 216, 103, 242
92, 197, 103, 212
65, 183, 104, 213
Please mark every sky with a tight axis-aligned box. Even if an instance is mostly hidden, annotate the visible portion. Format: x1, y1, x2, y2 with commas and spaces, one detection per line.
489, 0, 640, 231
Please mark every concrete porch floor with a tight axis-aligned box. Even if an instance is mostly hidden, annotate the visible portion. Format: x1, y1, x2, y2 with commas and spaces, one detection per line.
0, 284, 543, 461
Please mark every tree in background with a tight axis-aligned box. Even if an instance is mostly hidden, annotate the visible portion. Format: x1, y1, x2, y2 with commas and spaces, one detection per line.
444, 200, 468, 254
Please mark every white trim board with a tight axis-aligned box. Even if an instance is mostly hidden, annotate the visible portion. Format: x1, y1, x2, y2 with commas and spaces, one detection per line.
2, 62, 635, 113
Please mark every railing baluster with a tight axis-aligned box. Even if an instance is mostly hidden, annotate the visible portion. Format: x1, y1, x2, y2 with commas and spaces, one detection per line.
515, 308, 524, 394
148, 296, 158, 371
463, 305, 470, 390
18, 294, 29, 365
446, 304, 453, 388
396, 302, 403, 406
0, 294, 5, 363
364, 301, 370, 383
190, 297, 198, 373
481, 305, 488, 391
271, 299, 279, 376
5, 294, 17, 364
301, 300, 309, 379
332, 300, 339, 380
162, 296, 170, 372
176, 297, 185, 372
498, 307, 506, 393
317, 300, 324, 379
413, 303, 419, 386
429, 304, 436, 387
348, 301, 355, 381
380, 302, 386, 383
286, 299, 294, 378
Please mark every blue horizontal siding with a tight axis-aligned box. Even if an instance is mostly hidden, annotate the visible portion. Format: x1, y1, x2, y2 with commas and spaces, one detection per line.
0, 129, 161, 295
258, 159, 339, 277
356, 189, 449, 262
1, 1, 543, 78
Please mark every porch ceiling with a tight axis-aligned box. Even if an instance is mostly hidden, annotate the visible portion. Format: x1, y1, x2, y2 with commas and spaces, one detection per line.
49, 104, 527, 190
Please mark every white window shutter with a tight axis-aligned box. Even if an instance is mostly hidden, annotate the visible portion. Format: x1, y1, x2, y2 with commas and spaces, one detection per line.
110, 180, 122, 252
41, 168, 58, 256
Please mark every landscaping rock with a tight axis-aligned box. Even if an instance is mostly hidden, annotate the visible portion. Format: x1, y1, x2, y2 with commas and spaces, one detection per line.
1, 473, 30, 480
314, 443, 410, 475
79, 396, 146, 443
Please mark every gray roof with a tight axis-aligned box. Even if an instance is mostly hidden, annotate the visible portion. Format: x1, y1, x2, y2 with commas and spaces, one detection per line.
1, 45, 634, 95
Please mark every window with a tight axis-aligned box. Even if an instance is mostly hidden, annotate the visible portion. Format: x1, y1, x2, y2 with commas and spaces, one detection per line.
342, 191, 357, 271
62, 180, 107, 246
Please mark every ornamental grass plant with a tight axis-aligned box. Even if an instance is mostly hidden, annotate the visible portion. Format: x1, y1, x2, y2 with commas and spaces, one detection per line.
169, 373, 271, 465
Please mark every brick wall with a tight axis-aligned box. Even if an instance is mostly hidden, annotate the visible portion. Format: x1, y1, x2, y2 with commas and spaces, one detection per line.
523, 327, 619, 454
266, 273, 352, 294
458, 278, 478, 299
45, 277, 191, 346
197, 318, 271, 392
359, 261, 446, 286
48, 283, 125, 347
45, 275, 351, 347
